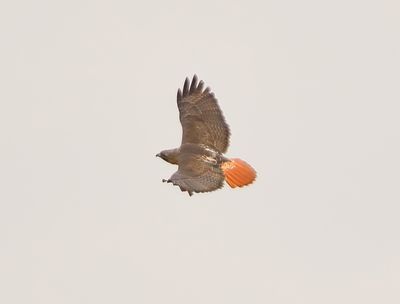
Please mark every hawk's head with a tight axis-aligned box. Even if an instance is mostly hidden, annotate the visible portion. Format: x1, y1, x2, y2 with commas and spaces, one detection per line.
156, 148, 179, 165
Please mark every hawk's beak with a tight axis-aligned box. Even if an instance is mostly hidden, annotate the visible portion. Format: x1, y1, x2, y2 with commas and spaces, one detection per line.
156, 153, 160, 158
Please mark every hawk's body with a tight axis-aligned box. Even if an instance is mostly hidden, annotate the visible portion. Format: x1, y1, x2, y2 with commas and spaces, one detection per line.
157, 75, 256, 196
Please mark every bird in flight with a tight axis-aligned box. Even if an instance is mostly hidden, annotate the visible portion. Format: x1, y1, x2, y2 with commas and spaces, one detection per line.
156, 75, 256, 196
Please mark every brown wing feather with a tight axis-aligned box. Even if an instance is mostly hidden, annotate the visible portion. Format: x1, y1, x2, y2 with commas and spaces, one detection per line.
167, 144, 225, 195
177, 75, 230, 153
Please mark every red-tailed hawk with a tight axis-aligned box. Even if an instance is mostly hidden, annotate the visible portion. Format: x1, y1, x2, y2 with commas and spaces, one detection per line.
157, 75, 256, 196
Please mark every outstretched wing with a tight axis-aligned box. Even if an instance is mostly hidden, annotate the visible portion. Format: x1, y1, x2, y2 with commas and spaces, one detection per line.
177, 75, 230, 153
166, 148, 225, 196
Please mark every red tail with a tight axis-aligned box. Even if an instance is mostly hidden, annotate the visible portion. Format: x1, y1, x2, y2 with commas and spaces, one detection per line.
221, 158, 257, 188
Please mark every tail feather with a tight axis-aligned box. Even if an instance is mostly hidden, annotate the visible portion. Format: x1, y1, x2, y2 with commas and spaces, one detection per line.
221, 158, 256, 188
225, 170, 243, 188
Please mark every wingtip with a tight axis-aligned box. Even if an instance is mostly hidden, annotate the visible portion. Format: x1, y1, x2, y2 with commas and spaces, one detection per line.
183, 77, 190, 95
190, 74, 198, 92
197, 80, 204, 92
182, 74, 203, 96
177, 88, 182, 101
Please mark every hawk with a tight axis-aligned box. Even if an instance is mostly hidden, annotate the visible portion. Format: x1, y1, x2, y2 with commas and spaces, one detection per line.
156, 75, 256, 196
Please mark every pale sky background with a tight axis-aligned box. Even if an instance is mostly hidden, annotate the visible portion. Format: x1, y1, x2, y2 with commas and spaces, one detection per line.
1, 1, 399, 303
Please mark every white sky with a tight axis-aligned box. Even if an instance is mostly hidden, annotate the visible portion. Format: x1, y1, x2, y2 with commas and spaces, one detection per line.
1, 1, 399, 303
